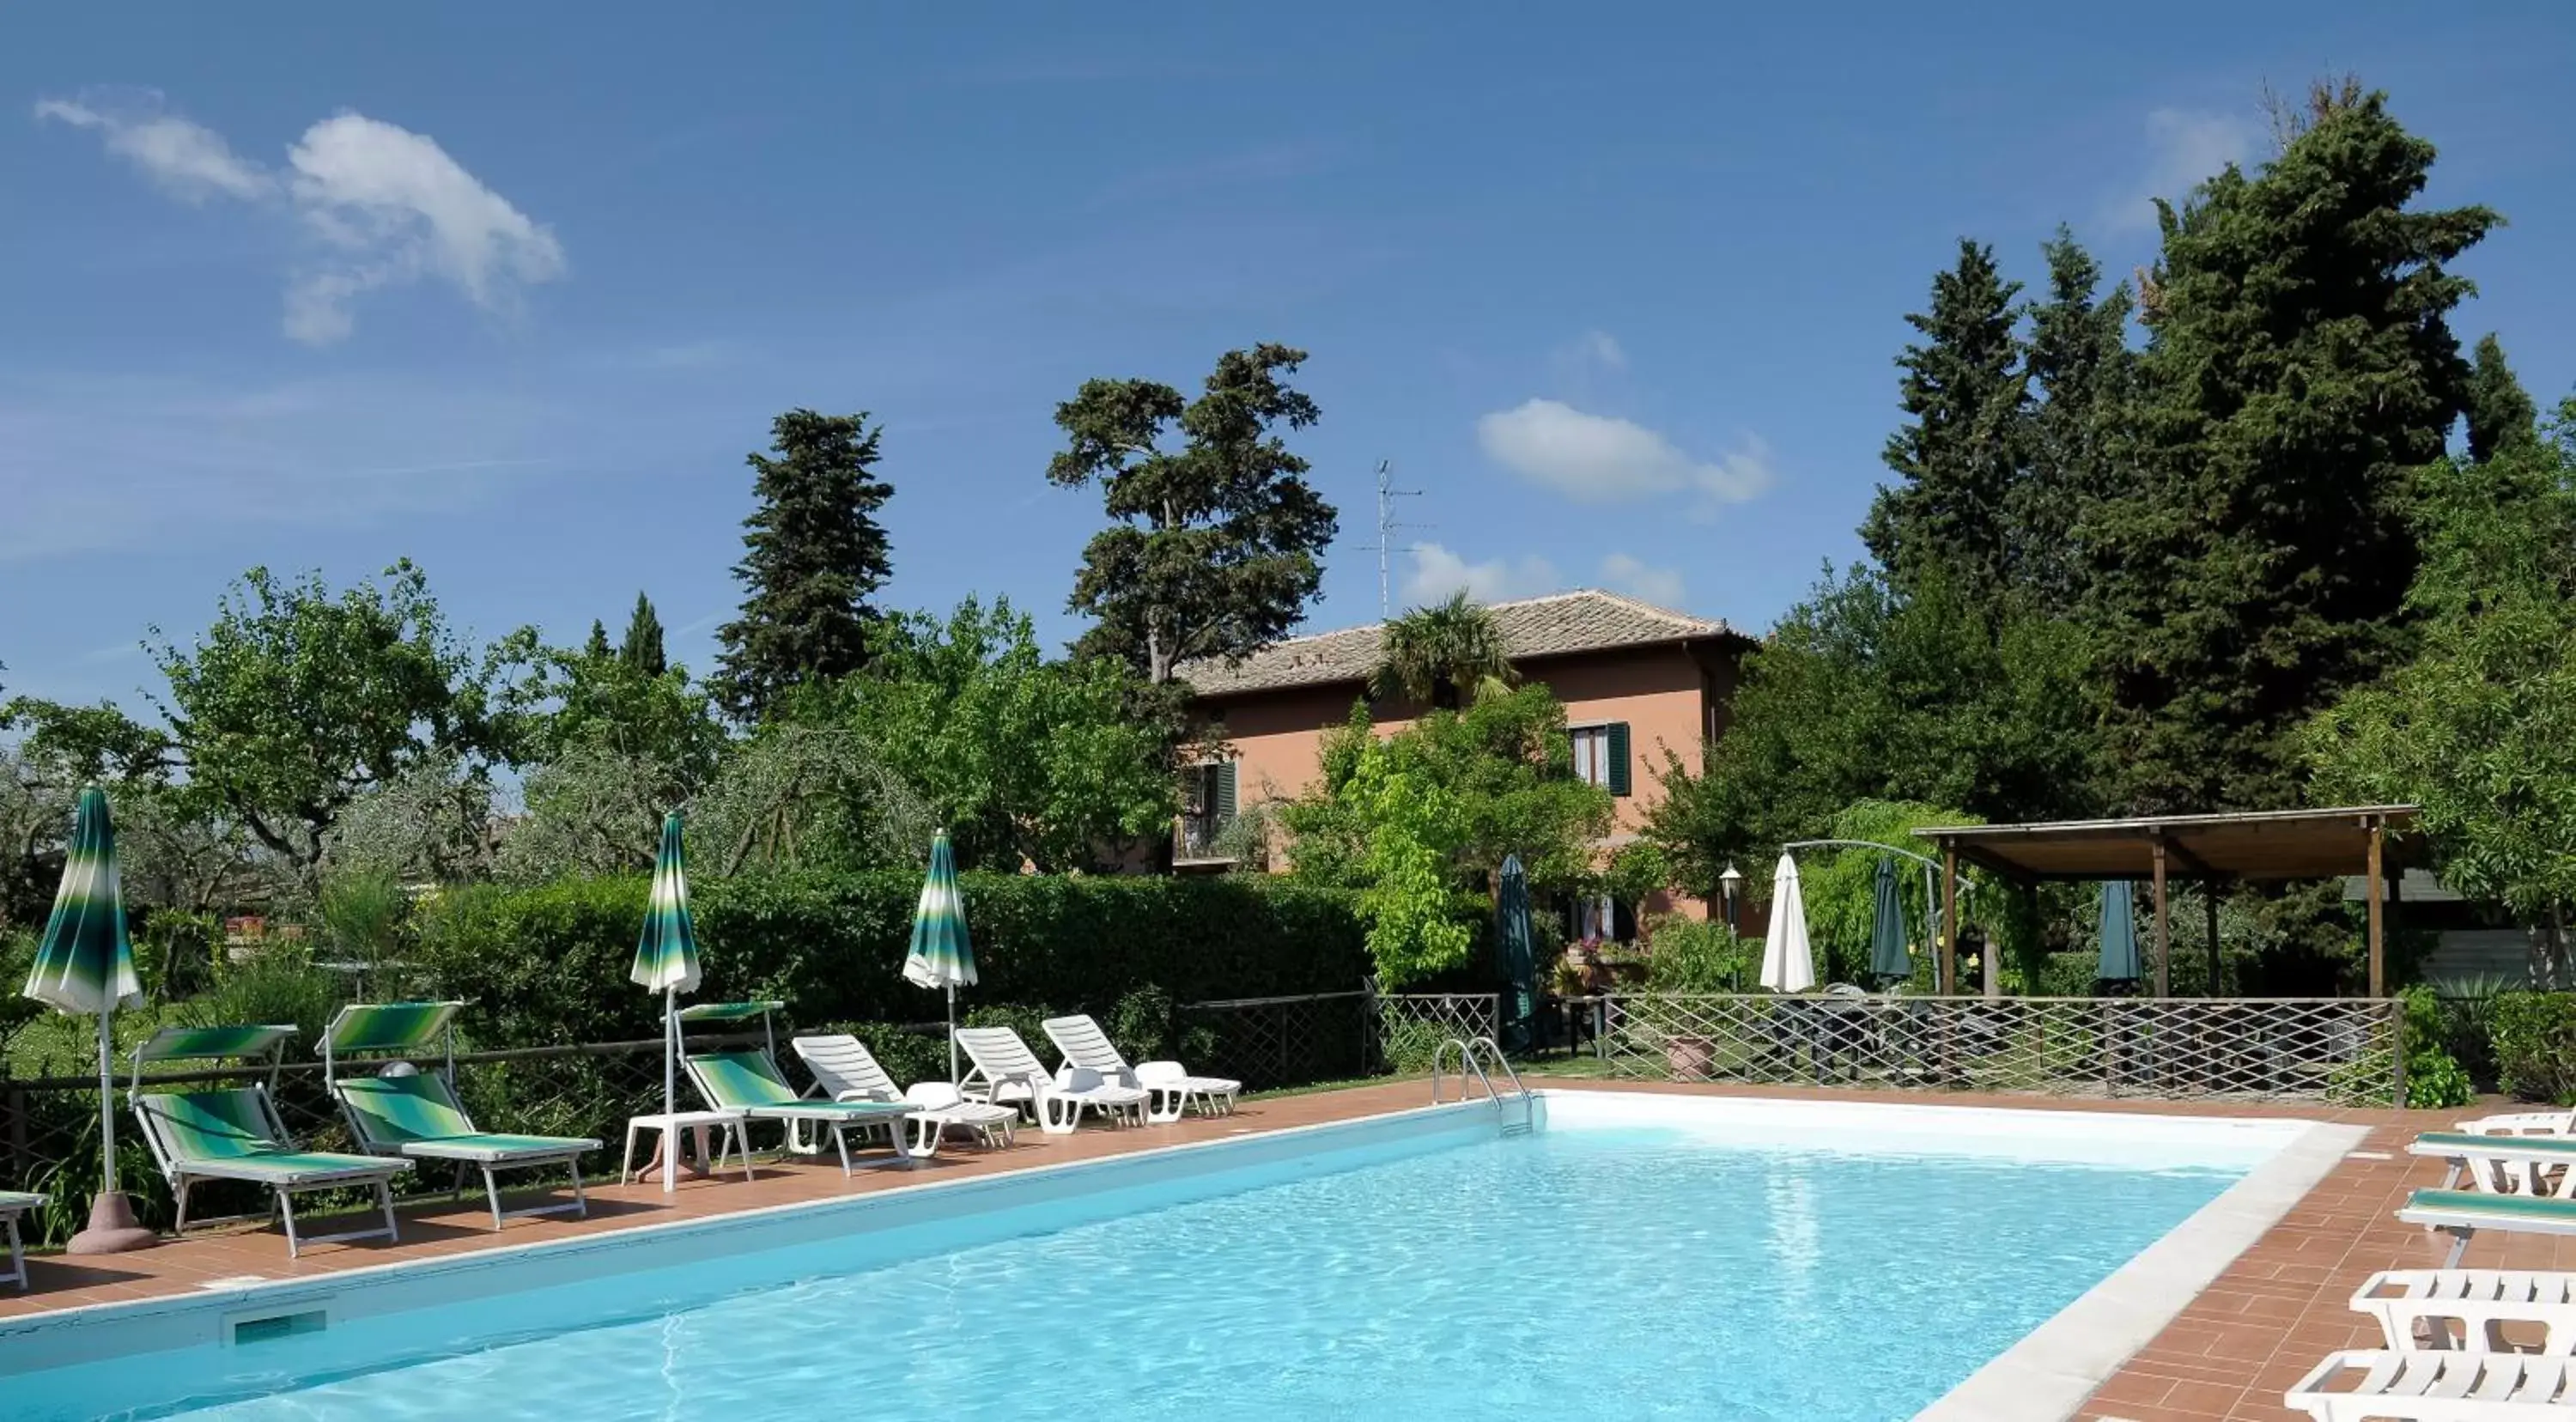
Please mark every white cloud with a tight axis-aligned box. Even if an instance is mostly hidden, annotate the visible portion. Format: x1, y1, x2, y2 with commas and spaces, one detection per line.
1598, 553, 1685, 608
1476, 398, 1775, 513
1400, 543, 1560, 606
2103, 108, 2257, 233
37, 96, 564, 343
34, 96, 273, 202
1570, 330, 1625, 372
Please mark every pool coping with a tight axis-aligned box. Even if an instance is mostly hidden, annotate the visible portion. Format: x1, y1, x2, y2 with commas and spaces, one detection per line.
1917, 1115, 2369, 1422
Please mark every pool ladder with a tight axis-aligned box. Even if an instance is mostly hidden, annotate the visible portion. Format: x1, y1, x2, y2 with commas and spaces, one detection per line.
1432, 1036, 1536, 1136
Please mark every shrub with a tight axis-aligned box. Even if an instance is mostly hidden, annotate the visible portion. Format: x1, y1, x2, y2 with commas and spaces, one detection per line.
2492, 992, 2576, 1103
1642, 915, 1753, 992
408, 871, 1369, 1050
2399, 987, 2476, 1109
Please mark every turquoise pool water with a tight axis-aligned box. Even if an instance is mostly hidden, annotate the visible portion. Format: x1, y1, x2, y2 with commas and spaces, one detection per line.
34, 1119, 2244, 1420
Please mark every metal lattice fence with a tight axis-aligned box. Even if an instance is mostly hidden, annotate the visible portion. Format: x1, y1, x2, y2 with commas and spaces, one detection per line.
1581, 994, 2403, 1103
1179, 992, 1375, 1090
1373, 994, 1500, 1074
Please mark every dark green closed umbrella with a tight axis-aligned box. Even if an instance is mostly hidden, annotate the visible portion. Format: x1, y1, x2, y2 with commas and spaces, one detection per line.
2097, 880, 2141, 983
24, 787, 155, 1251
1495, 855, 1535, 1051
1867, 857, 1911, 986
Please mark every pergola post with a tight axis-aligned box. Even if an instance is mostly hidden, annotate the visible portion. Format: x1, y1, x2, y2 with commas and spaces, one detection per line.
2204, 883, 2221, 997
2150, 836, 2170, 998
2366, 816, 2386, 998
1940, 844, 1959, 997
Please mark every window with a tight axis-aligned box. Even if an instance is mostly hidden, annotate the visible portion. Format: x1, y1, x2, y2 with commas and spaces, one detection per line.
1569, 722, 1632, 796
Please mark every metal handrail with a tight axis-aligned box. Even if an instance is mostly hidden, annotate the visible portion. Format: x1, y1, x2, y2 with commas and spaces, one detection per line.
1431, 1036, 1534, 1126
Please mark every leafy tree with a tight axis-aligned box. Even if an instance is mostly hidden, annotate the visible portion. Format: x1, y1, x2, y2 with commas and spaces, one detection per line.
2016, 229, 2134, 604
1370, 592, 1513, 709
822, 597, 1178, 872
1047, 343, 1339, 683
713, 410, 896, 721
689, 724, 932, 878
500, 624, 726, 878
137, 562, 537, 879
1285, 686, 1614, 982
2086, 80, 2498, 811
1862, 240, 2029, 598
2308, 399, 2576, 981
618, 592, 668, 678
1643, 566, 2098, 896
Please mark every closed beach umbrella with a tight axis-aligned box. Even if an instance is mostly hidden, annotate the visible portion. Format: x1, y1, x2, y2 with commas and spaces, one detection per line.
1494, 855, 1535, 1051
23, 787, 155, 1251
903, 830, 977, 1084
1867, 857, 1911, 987
630, 812, 702, 1192
1758, 854, 1815, 994
2096, 880, 2141, 984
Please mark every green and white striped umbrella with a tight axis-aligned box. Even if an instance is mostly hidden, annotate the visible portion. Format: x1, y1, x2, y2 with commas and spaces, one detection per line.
902, 830, 975, 990
630, 812, 702, 994
24, 787, 143, 1015
902, 830, 975, 1084
25, 786, 147, 1237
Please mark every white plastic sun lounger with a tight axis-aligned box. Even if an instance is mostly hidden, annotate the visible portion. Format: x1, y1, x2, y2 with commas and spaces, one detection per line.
791, 1035, 1018, 1152
2458, 1109, 2576, 1139
2287, 1350, 2576, 1420
0, 1192, 44, 1290
954, 1026, 1146, 1135
2412, 1132, 2576, 1199
2352, 1269, 2576, 1353
2398, 1190, 2576, 1269
1042, 1014, 1240, 1123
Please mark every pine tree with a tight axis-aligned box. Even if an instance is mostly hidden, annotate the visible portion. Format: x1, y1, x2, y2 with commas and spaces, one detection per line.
1048, 344, 1338, 683
1862, 240, 2029, 599
2464, 334, 2539, 465
618, 592, 667, 678
2087, 80, 2498, 811
582, 620, 611, 660
2017, 229, 2134, 604
712, 410, 896, 721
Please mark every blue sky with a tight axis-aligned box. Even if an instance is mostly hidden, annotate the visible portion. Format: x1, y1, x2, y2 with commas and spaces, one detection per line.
4, 3, 2571, 708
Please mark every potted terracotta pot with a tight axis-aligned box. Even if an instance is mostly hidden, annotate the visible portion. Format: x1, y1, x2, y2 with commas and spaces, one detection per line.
1663, 1033, 1715, 1080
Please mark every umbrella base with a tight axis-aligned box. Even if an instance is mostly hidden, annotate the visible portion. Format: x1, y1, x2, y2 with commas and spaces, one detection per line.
65, 1192, 158, 1255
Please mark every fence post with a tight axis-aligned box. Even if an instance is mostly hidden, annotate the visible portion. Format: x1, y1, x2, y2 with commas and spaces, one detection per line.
5, 1087, 21, 1180
2389, 997, 2408, 1108
1360, 976, 1378, 1076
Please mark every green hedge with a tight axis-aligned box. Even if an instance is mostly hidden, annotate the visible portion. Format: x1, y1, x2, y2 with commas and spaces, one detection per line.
412, 872, 1370, 1048
2493, 992, 2576, 1104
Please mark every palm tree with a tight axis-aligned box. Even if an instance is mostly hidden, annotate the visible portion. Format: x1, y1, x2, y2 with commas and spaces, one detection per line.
1370, 592, 1514, 710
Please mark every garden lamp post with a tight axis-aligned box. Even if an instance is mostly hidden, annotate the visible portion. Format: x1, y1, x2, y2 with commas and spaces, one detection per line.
1719, 864, 1742, 937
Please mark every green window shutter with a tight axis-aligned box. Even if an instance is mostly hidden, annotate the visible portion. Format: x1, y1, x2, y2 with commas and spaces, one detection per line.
1215, 760, 1237, 817
1607, 722, 1632, 796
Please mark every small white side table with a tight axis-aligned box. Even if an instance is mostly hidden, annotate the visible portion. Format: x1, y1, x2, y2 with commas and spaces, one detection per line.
623, 1110, 753, 1192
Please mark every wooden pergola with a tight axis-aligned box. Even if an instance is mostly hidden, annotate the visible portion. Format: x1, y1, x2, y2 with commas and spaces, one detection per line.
1912, 806, 2421, 999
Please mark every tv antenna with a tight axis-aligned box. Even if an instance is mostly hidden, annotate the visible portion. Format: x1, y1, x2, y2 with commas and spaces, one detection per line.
1368, 459, 1427, 618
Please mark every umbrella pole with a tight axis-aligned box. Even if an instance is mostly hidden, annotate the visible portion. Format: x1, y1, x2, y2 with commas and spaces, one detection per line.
662, 985, 677, 1196
68, 1009, 154, 1254
946, 983, 958, 1086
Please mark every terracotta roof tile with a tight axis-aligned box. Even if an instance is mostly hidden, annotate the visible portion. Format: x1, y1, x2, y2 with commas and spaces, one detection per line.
1180, 589, 1741, 696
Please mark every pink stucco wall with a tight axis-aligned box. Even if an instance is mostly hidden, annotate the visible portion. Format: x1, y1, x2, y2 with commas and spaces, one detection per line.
1196, 640, 1743, 921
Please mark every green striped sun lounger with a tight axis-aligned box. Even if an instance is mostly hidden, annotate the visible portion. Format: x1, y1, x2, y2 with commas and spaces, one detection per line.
130, 1024, 411, 1259
681, 1042, 920, 1176
2410, 1130, 2576, 1199
2397, 1188, 2576, 1270
0, 1191, 44, 1290
325, 1003, 599, 1231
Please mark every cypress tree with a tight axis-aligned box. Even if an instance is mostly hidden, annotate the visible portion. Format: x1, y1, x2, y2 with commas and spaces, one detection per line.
618, 592, 667, 678
2016, 229, 2134, 605
582, 620, 611, 660
713, 410, 896, 722
1862, 240, 2029, 599
2088, 80, 2498, 811
2464, 334, 2539, 465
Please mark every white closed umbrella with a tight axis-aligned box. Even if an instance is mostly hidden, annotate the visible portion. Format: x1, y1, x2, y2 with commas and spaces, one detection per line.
1759, 853, 1815, 993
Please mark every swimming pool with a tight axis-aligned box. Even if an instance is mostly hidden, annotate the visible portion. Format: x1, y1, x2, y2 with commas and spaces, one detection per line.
5, 1093, 2342, 1420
